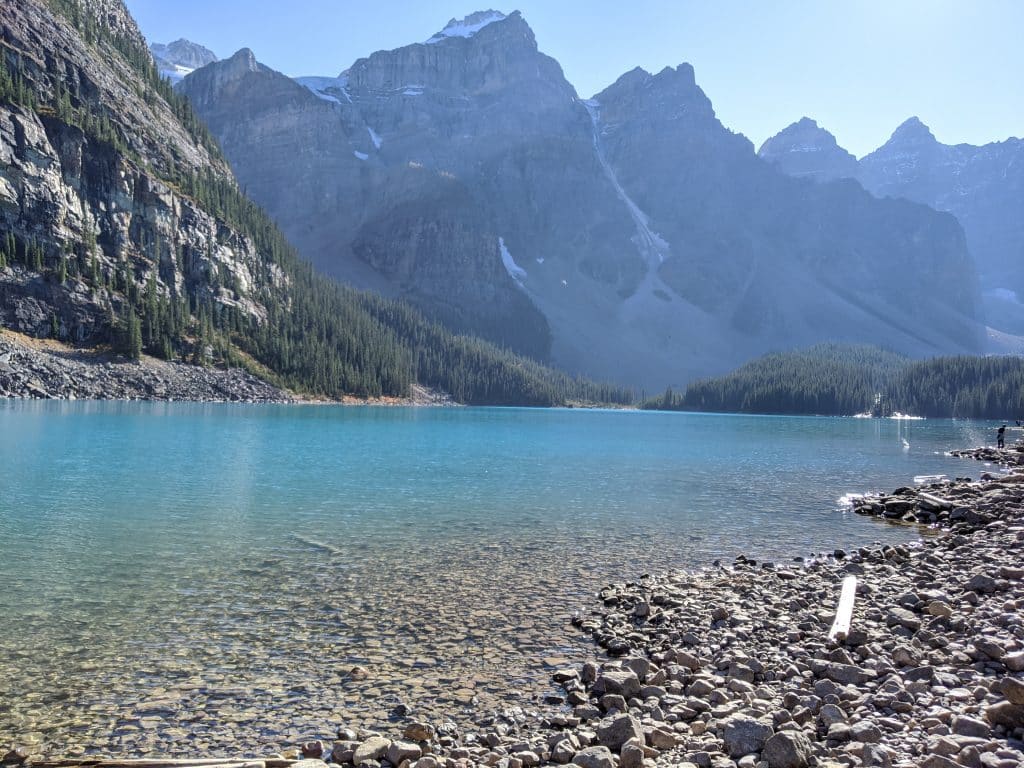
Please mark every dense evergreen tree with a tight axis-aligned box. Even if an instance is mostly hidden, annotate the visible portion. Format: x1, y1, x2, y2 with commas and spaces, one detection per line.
887, 357, 1024, 419
646, 345, 907, 415
646, 345, 1024, 420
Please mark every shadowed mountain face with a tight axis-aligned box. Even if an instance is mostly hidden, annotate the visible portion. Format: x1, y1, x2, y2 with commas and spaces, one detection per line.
180, 12, 985, 389
761, 117, 1024, 318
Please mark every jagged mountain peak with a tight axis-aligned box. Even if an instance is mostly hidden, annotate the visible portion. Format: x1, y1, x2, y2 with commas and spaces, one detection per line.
757, 117, 859, 182
226, 47, 259, 68
340, 7, 567, 99
759, 117, 844, 152
150, 37, 218, 83
151, 39, 217, 68
886, 116, 937, 146
206, 47, 262, 83
594, 61, 713, 126
598, 63, 698, 96
425, 10, 510, 43
654, 62, 697, 87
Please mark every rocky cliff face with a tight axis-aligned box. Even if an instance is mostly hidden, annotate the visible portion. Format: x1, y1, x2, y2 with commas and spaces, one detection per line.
0, 0, 283, 347
181, 11, 986, 388
761, 116, 1024, 328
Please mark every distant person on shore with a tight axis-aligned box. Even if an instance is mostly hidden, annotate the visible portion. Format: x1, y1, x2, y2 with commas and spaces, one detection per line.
998, 424, 1006, 448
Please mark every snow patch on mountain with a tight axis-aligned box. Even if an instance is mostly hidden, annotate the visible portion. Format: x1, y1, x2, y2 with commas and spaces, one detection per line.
499, 237, 527, 283
151, 39, 217, 83
425, 11, 506, 44
353, 151, 369, 161
295, 75, 352, 104
367, 126, 383, 150
159, 64, 194, 84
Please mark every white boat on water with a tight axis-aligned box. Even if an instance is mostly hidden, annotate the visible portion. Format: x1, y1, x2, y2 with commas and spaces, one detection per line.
890, 412, 925, 420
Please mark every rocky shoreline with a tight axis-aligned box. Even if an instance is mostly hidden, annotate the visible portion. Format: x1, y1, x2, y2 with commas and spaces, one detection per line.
0, 333, 292, 403
0, 333, 458, 405
6, 448, 1024, 768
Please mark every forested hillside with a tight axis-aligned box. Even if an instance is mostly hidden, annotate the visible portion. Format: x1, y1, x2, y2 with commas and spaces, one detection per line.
0, 0, 632, 407
886, 357, 1024, 419
653, 345, 907, 415
646, 345, 1024, 419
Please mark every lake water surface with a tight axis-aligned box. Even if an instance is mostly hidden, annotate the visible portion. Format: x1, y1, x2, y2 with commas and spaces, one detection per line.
0, 402, 996, 756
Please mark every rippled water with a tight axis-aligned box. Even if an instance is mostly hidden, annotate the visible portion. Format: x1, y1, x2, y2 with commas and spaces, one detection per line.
0, 402, 992, 756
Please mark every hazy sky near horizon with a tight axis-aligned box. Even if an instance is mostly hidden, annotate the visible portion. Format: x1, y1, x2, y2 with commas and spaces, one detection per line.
125, 0, 1022, 157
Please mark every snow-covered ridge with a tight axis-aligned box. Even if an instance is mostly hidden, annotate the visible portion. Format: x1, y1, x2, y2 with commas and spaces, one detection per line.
425, 11, 506, 44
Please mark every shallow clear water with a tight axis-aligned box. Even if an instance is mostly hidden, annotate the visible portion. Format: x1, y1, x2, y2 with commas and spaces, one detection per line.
0, 402, 993, 755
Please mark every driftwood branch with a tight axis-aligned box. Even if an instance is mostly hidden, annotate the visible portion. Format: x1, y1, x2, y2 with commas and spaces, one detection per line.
828, 575, 858, 642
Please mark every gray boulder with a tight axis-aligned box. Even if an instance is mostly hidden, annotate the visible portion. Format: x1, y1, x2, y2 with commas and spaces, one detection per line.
723, 715, 774, 757
762, 730, 813, 768
595, 713, 644, 751
572, 746, 616, 768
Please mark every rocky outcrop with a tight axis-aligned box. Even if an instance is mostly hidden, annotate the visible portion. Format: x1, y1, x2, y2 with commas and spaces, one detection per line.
181, 12, 986, 389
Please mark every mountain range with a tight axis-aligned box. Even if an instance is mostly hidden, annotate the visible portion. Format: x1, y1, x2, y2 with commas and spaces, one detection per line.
154, 12, 987, 390
760, 116, 1024, 334
0, 0, 627, 406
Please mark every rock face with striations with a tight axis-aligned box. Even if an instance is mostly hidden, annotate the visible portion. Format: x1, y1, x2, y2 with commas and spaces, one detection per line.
0, 0, 283, 346
181, 11, 985, 389
761, 116, 1024, 330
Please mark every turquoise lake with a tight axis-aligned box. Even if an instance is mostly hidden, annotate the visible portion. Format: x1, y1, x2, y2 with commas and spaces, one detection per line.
0, 402, 1000, 756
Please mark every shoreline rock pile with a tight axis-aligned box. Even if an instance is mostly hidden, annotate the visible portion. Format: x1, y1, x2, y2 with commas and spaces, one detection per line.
951, 446, 1024, 469
0, 333, 291, 403
8, 455, 1024, 768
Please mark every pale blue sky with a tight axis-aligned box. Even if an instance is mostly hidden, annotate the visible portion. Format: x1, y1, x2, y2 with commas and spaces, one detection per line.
125, 0, 1022, 157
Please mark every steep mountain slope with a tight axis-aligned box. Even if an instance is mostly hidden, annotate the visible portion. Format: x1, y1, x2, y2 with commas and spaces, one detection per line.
760, 117, 1024, 318
180, 11, 985, 390
0, 0, 628, 406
